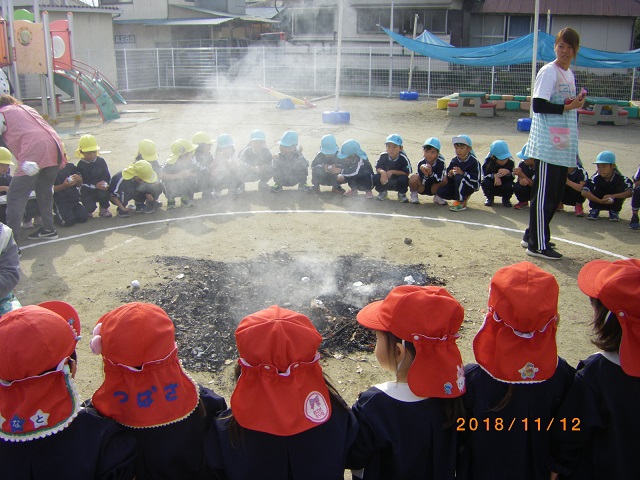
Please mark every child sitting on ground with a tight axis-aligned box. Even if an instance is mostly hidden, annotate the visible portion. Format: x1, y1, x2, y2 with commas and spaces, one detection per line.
348, 285, 466, 479
512, 144, 535, 210
408, 137, 447, 205
191, 131, 215, 200
162, 139, 197, 208
271, 131, 311, 192
0, 221, 20, 313
550, 259, 640, 479
373, 134, 412, 203
210, 134, 244, 197
458, 262, 574, 480
558, 156, 588, 217
134, 139, 163, 208
53, 145, 89, 227
238, 130, 273, 192
582, 151, 633, 222
480, 140, 515, 208
309, 134, 345, 194
436, 135, 481, 212
335, 139, 374, 198
628, 165, 639, 229
204, 306, 357, 479
75, 134, 112, 218
109, 160, 158, 217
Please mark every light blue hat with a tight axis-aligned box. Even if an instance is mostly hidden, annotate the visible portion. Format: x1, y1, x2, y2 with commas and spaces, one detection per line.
452, 134, 472, 147
489, 140, 512, 160
320, 134, 339, 155
516, 144, 530, 160
422, 137, 441, 151
337, 139, 367, 160
385, 134, 403, 146
278, 131, 298, 147
594, 151, 616, 164
250, 129, 266, 142
216, 134, 235, 149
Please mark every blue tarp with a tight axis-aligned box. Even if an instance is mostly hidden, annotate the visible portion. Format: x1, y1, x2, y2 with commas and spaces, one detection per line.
385, 28, 640, 69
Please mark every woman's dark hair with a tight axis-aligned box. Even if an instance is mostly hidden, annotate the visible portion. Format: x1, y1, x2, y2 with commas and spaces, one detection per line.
590, 297, 622, 352
223, 358, 350, 448
380, 330, 464, 428
0, 94, 20, 107
555, 28, 580, 59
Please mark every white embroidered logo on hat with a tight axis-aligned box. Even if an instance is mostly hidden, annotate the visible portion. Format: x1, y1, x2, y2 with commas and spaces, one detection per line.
304, 391, 329, 423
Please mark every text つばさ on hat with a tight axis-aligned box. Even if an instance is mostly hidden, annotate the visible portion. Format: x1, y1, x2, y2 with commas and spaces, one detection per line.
0, 303, 82, 441
357, 285, 466, 398
474, 262, 559, 383
231, 306, 331, 436
578, 259, 640, 377
122, 160, 158, 183
90, 302, 199, 428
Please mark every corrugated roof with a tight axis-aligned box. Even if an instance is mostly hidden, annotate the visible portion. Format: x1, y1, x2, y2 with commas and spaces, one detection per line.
114, 16, 276, 26
473, 0, 640, 16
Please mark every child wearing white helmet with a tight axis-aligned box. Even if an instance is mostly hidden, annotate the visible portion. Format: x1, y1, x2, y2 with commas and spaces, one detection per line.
408, 137, 448, 205
162, 139, 197, 208
238, 129, 273, 192
309, 134, 345, 194
75, 134, 113, 218
480, 140, 515, 208
271, 131, 311, 192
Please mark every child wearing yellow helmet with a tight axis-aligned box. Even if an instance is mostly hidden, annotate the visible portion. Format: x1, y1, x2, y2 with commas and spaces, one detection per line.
162, 139, 197, 208
75, 135, 113, 218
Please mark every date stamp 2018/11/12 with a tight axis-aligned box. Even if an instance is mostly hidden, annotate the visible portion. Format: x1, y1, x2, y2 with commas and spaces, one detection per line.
456, 417, 580, 432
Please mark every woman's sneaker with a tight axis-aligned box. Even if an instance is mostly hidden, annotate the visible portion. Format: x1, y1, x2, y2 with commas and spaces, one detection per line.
526, 248, 563, 260
27, 228, 58, 240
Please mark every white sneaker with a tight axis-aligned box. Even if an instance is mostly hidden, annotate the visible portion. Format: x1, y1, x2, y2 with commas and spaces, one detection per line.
433, 195, 447, 205
22, 220, 34, 229
409, 192, 419, 204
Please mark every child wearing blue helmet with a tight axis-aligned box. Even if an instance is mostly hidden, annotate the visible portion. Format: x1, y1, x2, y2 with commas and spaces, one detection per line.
373, 134, 412, 202
436, 135, 481, 212
238, 130, 273, 192
582, 151, 633, 222
271, 131, 311, 192
480, 140, 515, 208
309, 134, 345, 194
512, 144, 535, 210
408, 137, 448, 205
335, 139, 374, 198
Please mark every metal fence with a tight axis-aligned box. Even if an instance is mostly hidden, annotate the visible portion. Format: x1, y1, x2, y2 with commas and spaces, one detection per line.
115, 45, 640, 101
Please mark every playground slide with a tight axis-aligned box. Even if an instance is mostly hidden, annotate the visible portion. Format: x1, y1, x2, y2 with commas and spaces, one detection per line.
53, 67, 125, 122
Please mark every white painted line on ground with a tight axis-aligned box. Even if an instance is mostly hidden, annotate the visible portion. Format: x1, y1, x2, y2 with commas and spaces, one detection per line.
19, 210, 628, 260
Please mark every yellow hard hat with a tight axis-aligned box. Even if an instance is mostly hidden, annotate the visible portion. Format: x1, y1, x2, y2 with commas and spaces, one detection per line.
0, 147, 14, 165
192, 131, 214, 145
167, 139, 196, 164
74, 134, 100, 158
122, 160, 158, 183
137, 139, 159, 161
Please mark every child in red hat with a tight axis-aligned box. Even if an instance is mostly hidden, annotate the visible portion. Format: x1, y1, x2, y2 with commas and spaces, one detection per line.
88, 302, 227, 480
458, 262, 574, 480
0, 301, 136, 479
204, 305, 357, 480
550, 258, 640, 479
347, 285, 466, 480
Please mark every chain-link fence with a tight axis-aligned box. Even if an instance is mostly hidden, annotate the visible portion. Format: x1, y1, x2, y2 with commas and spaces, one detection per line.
112, 45, 639, 101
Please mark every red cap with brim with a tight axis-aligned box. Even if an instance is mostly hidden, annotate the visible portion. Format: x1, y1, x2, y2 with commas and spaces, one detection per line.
231, 306, 331, 436
474, 262, 559, 383
357, 286, 466, 398
578, 259, 640, 377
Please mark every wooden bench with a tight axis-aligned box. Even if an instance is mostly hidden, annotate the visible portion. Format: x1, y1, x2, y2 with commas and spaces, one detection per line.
447, 92, 496, 117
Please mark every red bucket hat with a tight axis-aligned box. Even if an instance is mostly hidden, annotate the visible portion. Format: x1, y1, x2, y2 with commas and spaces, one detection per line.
357, 285, 466, 398
474, 262, 559, 383
231, 306, 331, 436
0, 302, 81, 442
90, 302, 199, 428
578, 258, 640, 377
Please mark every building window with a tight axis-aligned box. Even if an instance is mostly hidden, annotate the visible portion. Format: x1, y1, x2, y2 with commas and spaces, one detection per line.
470, 15, 549, 46
292, 8, 335, 36
100, 0, 133, 4
357, 8, 447, 35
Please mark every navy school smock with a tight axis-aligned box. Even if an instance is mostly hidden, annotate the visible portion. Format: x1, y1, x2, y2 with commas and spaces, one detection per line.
457, 360, 575, 480
549, 352, 640, 480
0, 405, 137, 480
346, 382, 458, 480
205, 397, 358, 480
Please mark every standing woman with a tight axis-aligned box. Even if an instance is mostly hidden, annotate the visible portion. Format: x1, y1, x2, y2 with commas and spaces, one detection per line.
523, 28, 585, 260
0, 94, 65, 244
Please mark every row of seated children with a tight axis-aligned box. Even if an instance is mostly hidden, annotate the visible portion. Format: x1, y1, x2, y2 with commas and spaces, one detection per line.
2, 259, 638, 479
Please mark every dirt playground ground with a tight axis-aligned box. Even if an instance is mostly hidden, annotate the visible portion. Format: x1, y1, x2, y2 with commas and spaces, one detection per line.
15, 93, 639, 407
